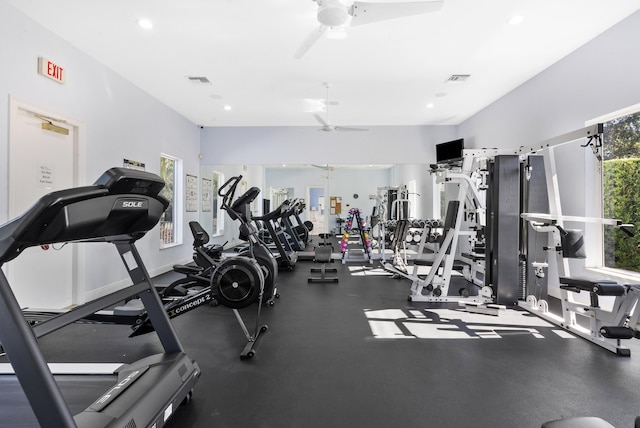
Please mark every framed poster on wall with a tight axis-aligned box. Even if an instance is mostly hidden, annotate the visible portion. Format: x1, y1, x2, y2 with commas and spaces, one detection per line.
202, 177, 212, 212
186, 173, 198, 212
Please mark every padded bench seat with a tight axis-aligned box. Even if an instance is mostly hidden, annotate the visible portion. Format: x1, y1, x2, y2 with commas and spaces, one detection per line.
559, 277, 626, 296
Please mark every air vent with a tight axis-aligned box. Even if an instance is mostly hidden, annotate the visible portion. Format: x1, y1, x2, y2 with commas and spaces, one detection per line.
446, 74, 471, 82
187, 76, 211, 84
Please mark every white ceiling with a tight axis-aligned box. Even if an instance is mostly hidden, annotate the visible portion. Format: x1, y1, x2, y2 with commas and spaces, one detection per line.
7, 0, 640, 127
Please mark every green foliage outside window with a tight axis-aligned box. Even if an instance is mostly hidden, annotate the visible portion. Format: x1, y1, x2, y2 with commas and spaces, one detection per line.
160, 156, 175, 209
602, 112, 640, 271
160, 155, 176, 245
602, 158, 640, 270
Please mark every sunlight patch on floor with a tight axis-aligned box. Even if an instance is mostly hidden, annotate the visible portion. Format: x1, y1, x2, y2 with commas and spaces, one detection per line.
364, 307, 564, 340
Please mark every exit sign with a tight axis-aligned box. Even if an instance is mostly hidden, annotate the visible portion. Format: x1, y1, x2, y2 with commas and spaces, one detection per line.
38, 57, 65, 84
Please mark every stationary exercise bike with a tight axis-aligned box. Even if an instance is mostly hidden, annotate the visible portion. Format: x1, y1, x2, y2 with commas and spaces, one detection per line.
158, 221, 225, 299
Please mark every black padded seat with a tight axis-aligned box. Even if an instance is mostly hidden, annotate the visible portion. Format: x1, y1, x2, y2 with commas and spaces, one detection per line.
559, 277, 626, 296
413, 257, 432, 266
308, 233, 338, 283
542, 417, 615, 428
314, 246, 332, 263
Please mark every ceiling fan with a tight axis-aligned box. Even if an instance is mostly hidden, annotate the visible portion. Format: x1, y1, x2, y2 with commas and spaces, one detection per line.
294, 0, 444, 59
313, 82, 368, 132
310, 164, 334, 171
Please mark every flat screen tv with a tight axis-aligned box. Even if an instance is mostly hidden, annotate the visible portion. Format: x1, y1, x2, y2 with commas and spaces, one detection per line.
436, 138, 464, 164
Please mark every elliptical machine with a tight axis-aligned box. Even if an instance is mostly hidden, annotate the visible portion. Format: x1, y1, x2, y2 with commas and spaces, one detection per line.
219, 175, 280, 306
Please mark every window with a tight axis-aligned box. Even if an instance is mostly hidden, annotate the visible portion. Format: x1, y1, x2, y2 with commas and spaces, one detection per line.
601, 109, 640, 273
211, 171, 225, 236
160, 154, 183, 247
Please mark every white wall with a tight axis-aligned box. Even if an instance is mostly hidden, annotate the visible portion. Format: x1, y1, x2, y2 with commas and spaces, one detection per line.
459, 10, 640, 151
0, 2, 201, 297
200, 125, 458, 165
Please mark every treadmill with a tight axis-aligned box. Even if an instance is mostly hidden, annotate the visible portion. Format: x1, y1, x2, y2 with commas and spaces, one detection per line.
277, 200, 306, 251
0, 168, 200, 427
253, 200, 298, 270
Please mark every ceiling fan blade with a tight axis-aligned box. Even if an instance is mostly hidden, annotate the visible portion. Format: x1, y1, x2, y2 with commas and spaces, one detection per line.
294, 25, 328, 59
334, 126, 369, 132
350, 1, 443, 27
311, 164, 330, 170
313, 113, 329, 127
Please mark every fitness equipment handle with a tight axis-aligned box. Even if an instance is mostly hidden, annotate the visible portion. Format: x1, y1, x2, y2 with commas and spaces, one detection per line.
218, 175, 242, 208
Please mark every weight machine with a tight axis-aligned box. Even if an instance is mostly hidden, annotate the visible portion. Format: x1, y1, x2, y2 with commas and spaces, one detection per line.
368, 185, 410, 263
517, 124, 638, 355
384, 149, 517, 312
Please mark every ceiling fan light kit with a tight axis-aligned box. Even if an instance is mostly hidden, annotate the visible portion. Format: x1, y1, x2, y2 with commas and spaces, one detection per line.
317, 0, 349, 27
296, 0, 444, 59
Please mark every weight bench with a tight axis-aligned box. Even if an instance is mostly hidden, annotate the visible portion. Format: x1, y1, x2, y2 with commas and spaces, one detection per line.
308, 233, 339, 283
559, 277, 638, 341
521, 275, 640, 355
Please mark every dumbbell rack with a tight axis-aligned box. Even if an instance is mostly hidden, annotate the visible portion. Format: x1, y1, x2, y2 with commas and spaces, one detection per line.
340, 208, 373, 264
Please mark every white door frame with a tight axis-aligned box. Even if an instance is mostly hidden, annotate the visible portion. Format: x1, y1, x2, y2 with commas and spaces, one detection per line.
306, 185, 327, 235
8, 95, 87, 305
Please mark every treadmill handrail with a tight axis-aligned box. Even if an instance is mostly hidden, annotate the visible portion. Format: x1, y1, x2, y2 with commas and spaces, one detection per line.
253, 201, 289, 222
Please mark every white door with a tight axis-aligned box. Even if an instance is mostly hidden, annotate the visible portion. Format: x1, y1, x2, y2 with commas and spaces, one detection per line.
7, 97, 81, 309
306, 185, 327, 235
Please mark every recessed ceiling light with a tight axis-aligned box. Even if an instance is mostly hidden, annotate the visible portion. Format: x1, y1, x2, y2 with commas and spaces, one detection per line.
426, 103, 434, 108
223, 105, 232, 111
136, 18, 153, 30
508, 15, 524, 25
